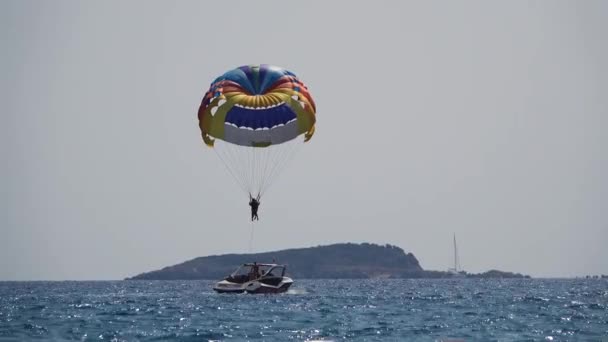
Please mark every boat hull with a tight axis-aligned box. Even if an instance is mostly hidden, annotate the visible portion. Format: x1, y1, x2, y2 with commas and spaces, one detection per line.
213, 278, 293, 294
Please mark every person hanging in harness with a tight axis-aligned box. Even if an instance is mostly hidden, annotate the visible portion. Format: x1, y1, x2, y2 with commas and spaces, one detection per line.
249, 194, 260, 221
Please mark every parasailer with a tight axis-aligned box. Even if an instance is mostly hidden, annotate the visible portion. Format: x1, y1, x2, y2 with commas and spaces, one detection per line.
249, 194, 260, 221
198, 65, 316, 220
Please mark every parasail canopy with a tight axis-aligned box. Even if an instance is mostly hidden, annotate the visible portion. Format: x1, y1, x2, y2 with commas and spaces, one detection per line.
198, 65, 316, 198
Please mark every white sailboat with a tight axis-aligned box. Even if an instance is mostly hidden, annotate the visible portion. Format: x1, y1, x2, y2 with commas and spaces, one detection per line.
448, 233, 466, 277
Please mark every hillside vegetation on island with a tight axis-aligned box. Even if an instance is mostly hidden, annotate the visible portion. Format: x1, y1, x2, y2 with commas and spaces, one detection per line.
127, 243, 529, 280
128, 243, 422, 280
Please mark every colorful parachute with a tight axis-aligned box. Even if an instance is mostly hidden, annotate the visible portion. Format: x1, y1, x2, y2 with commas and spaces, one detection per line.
198, 65, 316, 198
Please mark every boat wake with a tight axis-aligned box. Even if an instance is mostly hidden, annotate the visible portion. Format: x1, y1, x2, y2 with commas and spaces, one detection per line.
286, 288, 309, 295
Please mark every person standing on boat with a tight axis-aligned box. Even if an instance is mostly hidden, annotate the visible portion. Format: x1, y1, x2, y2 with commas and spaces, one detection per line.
249, 263, 260, 280
249, 194, 260, 221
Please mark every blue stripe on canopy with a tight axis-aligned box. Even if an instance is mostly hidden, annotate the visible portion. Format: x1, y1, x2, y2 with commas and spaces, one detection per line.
222, 68, 256, 95
225, 103, 297, 129
258, 65, 289, 94
257, 65, 268, 94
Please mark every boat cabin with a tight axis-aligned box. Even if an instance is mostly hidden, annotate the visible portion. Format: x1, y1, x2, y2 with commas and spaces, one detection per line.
225, 263, 287, 284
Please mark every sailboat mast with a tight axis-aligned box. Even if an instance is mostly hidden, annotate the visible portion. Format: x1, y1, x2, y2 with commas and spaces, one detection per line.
453, 233, 458, 272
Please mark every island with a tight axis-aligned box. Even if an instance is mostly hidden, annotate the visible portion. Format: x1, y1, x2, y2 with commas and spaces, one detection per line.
127, 243, 529, 280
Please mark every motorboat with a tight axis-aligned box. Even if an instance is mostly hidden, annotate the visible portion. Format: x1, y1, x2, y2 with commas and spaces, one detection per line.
213, 263, 293, 294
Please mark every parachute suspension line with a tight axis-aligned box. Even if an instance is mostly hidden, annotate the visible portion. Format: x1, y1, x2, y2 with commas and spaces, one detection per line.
255, 146, 272, 198
248, 147, 253, 196
217, 144, 239, 189
213, 136, 306, 198
213, 147, 248, 194
262, 146, 274, 193
234, 144, 250, 194
252, 148, 258, 197
240, 145, 248, 194
255, 147, 264, 198
260, 144, 287, 195
257, 146, 278, 197
261, 141, 300, 197
226, 142, 251, 195
250, 147, 258, 198
259, 139, 303, 198
252, 146, 260, 198
268, 140, 302, 192
258, 144, 282, 195
229, 144, 249, 193
249, 145, 257, 196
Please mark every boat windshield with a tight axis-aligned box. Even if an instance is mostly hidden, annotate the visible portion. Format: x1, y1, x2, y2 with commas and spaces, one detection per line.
262, 266, 285, 277
230, 264, 286, 279
231, 266, 250, 278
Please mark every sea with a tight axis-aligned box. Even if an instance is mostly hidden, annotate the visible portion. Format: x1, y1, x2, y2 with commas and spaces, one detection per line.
0, 279, 606, 341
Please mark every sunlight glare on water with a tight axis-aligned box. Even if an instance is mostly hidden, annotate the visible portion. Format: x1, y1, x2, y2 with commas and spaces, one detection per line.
0, 279, 607, 341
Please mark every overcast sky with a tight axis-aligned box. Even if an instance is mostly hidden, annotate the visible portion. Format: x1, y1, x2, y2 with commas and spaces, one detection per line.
2, 1, 607, 280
